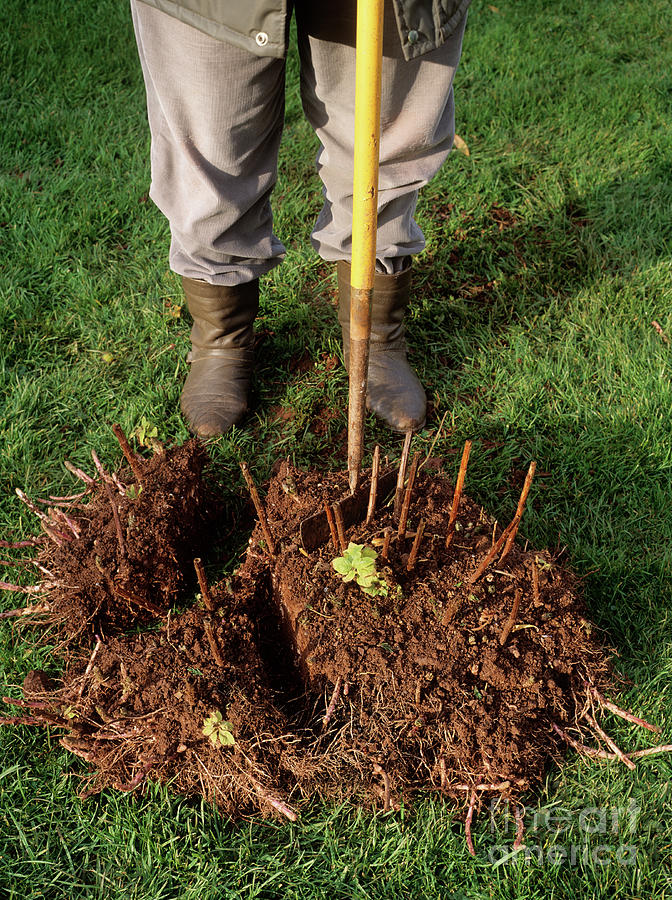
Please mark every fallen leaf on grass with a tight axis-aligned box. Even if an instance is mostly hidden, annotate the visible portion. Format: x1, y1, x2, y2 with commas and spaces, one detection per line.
453, 134, 470, 157
652, 320, 670, 345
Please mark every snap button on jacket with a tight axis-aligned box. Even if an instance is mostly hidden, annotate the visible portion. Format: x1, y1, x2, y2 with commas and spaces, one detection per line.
137, 0, 471, 61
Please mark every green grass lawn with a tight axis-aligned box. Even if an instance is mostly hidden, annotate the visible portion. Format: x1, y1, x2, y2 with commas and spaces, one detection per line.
1, 0, 671, 896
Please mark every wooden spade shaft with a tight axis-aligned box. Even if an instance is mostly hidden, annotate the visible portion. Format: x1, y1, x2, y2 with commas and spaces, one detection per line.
348, 0, 385, 494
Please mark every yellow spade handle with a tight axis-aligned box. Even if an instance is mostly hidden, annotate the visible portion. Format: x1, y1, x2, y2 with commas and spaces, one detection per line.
348, 0, 384, 494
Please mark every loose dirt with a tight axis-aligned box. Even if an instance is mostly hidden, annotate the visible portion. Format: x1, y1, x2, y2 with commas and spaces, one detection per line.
2, 440, 667, 840
263, 461, 611, 807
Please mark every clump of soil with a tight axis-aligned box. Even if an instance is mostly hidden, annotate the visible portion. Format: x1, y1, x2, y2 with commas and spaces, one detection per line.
241, 460, 653, 821
3, 437, 209, 640
10, 578, 304, 818
2, 443, 668, 835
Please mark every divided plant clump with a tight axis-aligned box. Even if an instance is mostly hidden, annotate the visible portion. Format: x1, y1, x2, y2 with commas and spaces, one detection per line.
1, 430, 670, 848
1, 426, 209, 638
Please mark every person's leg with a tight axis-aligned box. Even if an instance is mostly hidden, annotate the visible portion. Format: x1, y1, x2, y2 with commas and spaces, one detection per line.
296, 0, 466, 272
131, 0, 287, 434
295, 1, 466, 432
131, 0, 287, 285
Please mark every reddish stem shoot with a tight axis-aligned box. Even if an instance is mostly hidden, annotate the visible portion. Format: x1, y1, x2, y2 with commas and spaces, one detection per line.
365, 445, 381, 527
394, 431, 413, 518
445, 440, 472, 550
397, 452, 420, 541
323, 502, 339, 553
332, 503, 347, 554
499, 461, 537, 563
499, 588, 522, 646
240, 462, 276, 558
194, 558, 216, 611
112, 423, 145, 487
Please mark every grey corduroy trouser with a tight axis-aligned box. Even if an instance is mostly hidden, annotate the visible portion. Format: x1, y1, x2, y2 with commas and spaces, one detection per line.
131, 0, 466, 285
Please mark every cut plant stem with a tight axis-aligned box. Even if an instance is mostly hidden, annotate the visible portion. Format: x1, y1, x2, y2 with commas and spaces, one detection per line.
322, 676, 342, 728
49, 507, 81, 538
77, 637, 103, 700
452, 781, 511, 792
406, 518, 426, 572
240, 462, 276, 559
465, 788, 477, 856
499, 461, 537, 563
397, 452, 420, 541
499, 588, 522, 647
372, 763, 391, 812
630, 744, 672, 759
513, 804, 525, 850
264, 795, 299, 822
468, 523, 513, 584
112, 423, 145, 487
103, 479, 126, 558
249, 773, 298, 821
64, 461, 96, 486
332, 503, 348, 554
112, 584, 164, 617
91, 450, 127, 497
445, 440, 472, 550
0, 715, 57, 727
60, 738, 92, 761
91, 450, 112, 484
15, 489, 49, 522
532, 560, 540, 604
588, 685, 662, 734
553, 722, 672, 763
114, 759, 156, 792
0, 601, 50, 619
365, 445, 381, 526
381, 526, 392, 561
0, 582, 52, 596
0, 538, 44, 549
42, 523, 70, 546
323, 502, 339, 552
551, 722, 613, 759
46, 492, 87, 503
420, 410, 448, 471
194, 558, 216, 612
2, 697, 53, 710
394, 431, 413, 518
203, 615, 225, 666
584, 711, 635, 770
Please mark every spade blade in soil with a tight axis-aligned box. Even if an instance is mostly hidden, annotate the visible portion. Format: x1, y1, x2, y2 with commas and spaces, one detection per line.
299, 469, 397, 551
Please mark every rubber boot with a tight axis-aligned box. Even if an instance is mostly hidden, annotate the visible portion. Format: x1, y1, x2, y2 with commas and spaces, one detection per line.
337, 260, 426, 433
180, 276, 259, 437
